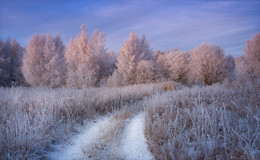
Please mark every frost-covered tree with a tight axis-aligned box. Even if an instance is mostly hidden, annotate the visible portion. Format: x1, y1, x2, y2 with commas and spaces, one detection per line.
167, 47, 190, 84
235, 55, 247, 83
97, 50, 117, 85
115, 32, 152, 85
139, 34, 153, 61
10, 39, 25, 85
0, 39, 11, 86
22, 34, 65, 87
152, 50, 163, 62
65, 25, 98, 88
67, 63, 97, 89
65, 25, 113, 88
224, 54, 235, 82
235, 33, 260, 84
22, 35, 44, 86
43, 34, 66, 87
0, 39, 4, 82
136, 60, 155, 84
190, 43, 229, 85
243, 33, 260, 80
0, 38, 24, 86
154, 50, 169, 80
106, 70, 123, 87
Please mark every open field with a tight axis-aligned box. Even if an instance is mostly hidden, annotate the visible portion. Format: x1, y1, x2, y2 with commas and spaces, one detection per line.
0, 82, 174, 159
1, 0, 259, 159
1, 81, 259, 160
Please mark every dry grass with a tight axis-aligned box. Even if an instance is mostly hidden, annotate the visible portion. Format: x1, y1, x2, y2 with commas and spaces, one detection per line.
162, 81, 183, 91
0, 82, 169, 159
144, 83, 260, 160
81, 104, 140, 159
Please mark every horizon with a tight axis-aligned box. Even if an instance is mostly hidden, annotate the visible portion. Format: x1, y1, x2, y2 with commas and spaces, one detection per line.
0, 0, 259, 57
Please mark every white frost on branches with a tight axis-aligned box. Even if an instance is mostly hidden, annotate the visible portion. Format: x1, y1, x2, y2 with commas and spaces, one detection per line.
22, 34, 66, 87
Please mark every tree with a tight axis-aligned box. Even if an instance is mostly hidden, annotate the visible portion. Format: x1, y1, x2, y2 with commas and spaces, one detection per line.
22, 34, 65, 87
115, 32, 152, 85
190, 43, 229, 85
167, 47, 190, 84
65, 25, 113, 88
154, 50, 169, 81
0, 38, 11, 86
234, 33, 260, 85
243, 33, 260, 80
43, 34, 66, 87
22, 35, 44, 86
224, 54, 235, 82
0, 38, 24, 86
96, 50, 117, 85
235, 55, 247, 82
136, 60, 155, 84
65, 25, 98, 88
106, 70, 124, 87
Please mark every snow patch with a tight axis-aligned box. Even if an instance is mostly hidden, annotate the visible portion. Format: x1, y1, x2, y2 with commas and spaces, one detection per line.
121, 112, 154, 160
48, 116, 110, 160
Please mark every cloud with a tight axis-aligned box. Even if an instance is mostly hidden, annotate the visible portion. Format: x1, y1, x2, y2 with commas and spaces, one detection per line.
98, 0, 260, 56
0, 0, 259, 57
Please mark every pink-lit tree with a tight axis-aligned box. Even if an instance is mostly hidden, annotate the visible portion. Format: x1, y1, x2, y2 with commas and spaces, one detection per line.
113, 32, 153, 86
167, 47, 190, 84
190, 43, 233, 85
65, 25, 115, 88
243, 33, 260, 80
22, 34, 66, 87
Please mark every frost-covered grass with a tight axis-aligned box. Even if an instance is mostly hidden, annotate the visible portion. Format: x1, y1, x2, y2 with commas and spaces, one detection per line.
0, 82, 170, 159
144, 83, 260, 160
52, 105, 139, 160
3, 80, 257, 160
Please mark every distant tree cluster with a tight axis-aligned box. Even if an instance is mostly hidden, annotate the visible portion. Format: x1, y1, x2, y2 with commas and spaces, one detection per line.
0, 24, 259, 88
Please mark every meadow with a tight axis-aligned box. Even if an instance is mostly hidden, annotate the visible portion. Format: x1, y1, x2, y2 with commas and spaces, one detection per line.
0, 80, 259, 159
0, 82, 170, 159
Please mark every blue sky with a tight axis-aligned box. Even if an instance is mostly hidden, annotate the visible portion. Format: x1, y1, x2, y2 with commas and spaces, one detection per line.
0, 0, 259, 57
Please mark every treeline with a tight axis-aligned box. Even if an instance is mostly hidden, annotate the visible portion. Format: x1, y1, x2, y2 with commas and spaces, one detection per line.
0, 24, 259, 88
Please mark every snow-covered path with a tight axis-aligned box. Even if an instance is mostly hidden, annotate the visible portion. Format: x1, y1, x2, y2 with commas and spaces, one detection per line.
120, 112, 154, 160
48, 111, 154, 160
48, 116, 111, 160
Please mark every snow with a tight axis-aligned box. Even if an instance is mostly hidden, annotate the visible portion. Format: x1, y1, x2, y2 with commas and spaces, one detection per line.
120, 112, 154, 160
48, 112, 154, 160
48, 116, 110, 160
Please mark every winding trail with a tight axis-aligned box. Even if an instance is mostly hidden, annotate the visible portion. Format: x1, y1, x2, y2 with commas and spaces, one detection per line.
48, 111, 153, 160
